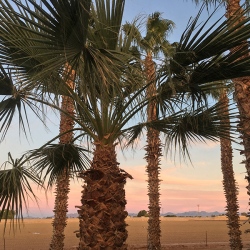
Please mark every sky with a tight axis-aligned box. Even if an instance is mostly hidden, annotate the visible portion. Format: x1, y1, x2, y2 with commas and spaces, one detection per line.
0, 0, 249, 217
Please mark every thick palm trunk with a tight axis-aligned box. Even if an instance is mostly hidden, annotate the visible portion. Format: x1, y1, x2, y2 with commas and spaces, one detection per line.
145, 53, 162, 250
50, 66, 75, 250
220, 90, 242, 250
225, 0, 250, 236
77, 144, 132, 250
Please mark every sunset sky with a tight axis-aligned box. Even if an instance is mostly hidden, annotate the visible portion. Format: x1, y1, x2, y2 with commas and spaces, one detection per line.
1, 0, 249, 217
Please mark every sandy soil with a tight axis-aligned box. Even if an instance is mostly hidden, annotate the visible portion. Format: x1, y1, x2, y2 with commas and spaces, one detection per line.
1, 216, 250, 250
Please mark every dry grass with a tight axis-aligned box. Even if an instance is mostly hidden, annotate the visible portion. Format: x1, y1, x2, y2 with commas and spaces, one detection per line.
0, 216, 250, 249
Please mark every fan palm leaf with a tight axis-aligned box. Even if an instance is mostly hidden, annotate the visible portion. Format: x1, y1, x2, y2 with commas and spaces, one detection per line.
28, 143, 91, 189
0, 153, 43, 231
159, 5, 250, 108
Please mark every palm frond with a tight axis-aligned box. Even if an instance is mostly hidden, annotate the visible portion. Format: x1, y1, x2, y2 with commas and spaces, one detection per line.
0, 87, 48, 141
28, 143, 91, 189
144, 11, 175, 53
124, 99, 238, 158
172, 5, 250, 67
88, 0, 125, 50
159, 5, 250, 107
0, 0, 91, 83
0, 65, 13, 95
162, 100, 238, 159
0, 152, 43, 232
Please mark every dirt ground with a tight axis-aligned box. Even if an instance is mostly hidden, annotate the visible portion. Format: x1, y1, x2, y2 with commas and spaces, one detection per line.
1, 216, 250, 250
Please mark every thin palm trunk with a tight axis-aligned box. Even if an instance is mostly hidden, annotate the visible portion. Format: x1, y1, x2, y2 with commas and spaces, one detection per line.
219, 90, 242, 249
225, 0, 250, 235
77, 144, 132, 250
50, 65, 75, 250
145, 52, 162, 249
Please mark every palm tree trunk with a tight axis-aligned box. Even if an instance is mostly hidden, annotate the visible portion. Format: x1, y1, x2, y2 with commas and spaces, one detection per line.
220, 90, 243, 250
145, 52, 162, 249
50, 65, 75, 250
77, 143, 132, 250
50, 168, 71, 250
225, 0, 250, 236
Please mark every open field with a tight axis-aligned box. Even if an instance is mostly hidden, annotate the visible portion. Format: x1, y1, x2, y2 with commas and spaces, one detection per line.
1, 216, 250, 249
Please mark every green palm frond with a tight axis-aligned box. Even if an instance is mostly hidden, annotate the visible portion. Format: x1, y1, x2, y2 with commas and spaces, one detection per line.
0, 153, 43, 231
0, 0, 132, 90
0, 0, 143, 114
144, 12, 175, 54
186, 47, 250, 85
172, 6, 250, 67
88, 0, 125, 50
158, 5, 250, 107
123, 12, 175, 56
29, 143, 91, 189
163, 100, 237, 159
0, 65, 13, 95
124, 99, 238, 157
0, 86, 48, 141
0, 0, 91, 82
122, 21, 143, 51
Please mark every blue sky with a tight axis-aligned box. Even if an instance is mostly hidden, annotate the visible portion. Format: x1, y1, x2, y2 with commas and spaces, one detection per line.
0, 0, 248, 217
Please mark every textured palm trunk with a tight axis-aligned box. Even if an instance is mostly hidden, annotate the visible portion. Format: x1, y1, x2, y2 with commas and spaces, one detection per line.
219, 90, 242, 250
50, 65, 75, 250
77, 143, 132, 250
145, 52, 162, 250
225, 0, 250, 236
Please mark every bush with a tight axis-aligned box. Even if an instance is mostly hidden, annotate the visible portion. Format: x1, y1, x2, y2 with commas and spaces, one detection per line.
137, 210, 149, 217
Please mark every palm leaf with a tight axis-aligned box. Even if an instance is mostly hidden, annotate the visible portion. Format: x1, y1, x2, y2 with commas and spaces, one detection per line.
0, 153, 43, 232
88, 0, 125, 50
163, 101, 238, 159
159, 5, 250, 107
0, 86, 48, 141
0, 65, 13, 95
0, 0, 91, 83
124, 99, 238, 158
174, 6, 250, 66
28, 143, 91, 189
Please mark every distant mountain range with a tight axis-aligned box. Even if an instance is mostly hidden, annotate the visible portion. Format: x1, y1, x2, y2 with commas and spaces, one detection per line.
128, 211, 223, 217
162, 211, 222, 217
24, 211, 224, 219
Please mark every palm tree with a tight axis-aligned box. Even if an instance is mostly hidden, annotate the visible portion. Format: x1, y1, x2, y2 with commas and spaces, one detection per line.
75, 5, 250, 248
49, 64, 76, 250
0, 64, 90, 249
192, 0, 250, 242
216, 3, 250, 241
159, 8, 250, 249
143, 13, 175, 250
0, 1, 91, 249
123, 13, 175, 249
0, 1, 141, 249
205, 81, 243, 249
30, 143, 90, 250
219, 89, 242, 249
2, 2, 250, 249
192, 1, 250, 248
